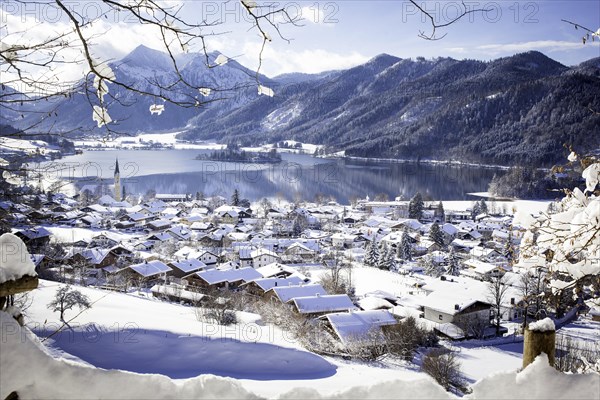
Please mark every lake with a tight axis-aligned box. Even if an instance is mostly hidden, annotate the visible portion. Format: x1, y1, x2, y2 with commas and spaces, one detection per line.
36, 149, 503, 203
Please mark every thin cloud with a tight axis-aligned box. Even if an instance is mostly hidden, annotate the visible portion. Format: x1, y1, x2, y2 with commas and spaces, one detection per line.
448, 40, 597, 56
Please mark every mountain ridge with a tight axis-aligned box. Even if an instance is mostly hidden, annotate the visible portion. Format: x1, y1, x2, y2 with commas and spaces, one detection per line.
3, 48, 599, 166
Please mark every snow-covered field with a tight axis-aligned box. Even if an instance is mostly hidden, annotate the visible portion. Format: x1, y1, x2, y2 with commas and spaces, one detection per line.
12, 279, 544, 398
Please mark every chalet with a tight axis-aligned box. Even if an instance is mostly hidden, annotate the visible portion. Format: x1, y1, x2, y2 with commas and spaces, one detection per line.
120, 212, 155, 227
91, 232, 122, 247
151, 283, 205, 304
167, 226, 192, 241
422, 291, 491, 325
190, 222, 213, 232
126, 260, 172, 286
320, 310, 397, 346
241, 276, 305, 297
264, 283, 327, 304
255, 262, 295, 279
80, 213, 103, 228
81, 204, 110, 214
168, 259, 208, 279
283, 242, 317, 262
146, 219, 172, 231
238, 247, 254, 268
147, 232, 172, 244
184, 267, 262, 290
469, 246, 501, 261
331, 232, 366, 249
14, 226, 51, 248
251, 248, 281, 268
213, 205, 252, 223
462, 259, 504, 280
391, 219, 422, 233
289, 294, 358, 317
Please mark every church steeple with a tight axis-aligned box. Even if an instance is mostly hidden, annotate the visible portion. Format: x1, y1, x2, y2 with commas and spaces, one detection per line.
114, 158, 121, 201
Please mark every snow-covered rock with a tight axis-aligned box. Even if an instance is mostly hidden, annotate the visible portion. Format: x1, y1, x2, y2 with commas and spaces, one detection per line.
0, 233, 37, 283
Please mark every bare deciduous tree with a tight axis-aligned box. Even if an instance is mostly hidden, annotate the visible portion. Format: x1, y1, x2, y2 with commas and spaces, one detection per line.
487, 274, 509, 336
47, 284, 91, 321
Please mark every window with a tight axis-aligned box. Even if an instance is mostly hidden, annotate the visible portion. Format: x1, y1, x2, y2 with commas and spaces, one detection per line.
439, 315, 443, 321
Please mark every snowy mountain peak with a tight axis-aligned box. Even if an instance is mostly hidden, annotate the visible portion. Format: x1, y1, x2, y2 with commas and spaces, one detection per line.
120, 44, 174, 72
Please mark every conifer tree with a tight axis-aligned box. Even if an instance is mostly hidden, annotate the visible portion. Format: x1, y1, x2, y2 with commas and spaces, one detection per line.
429, 222, 445, 248
408, 192, 424, 220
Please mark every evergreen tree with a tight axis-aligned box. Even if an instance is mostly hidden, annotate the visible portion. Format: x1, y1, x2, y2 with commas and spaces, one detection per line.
122, 186, 127, 201
429, 222, 445, 248
364, 240, 379, 267
399, 227, 413, 261
435, 201, 445, 222
377, 242, 392, 270
408, 192, 424, 220
292, 217, 303, 237
471, 201, 482, 219
446, 247, 461, 276
231, 189, 240, 206
479, 199, 488, 215
196, 191, 205, 201
423, 256, 443, 278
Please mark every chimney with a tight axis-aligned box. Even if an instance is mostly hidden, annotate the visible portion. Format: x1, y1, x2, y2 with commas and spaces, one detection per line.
454, 304, 460, 311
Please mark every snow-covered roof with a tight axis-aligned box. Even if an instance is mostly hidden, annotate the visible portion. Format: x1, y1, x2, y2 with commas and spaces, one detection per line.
129, 260, 172, 278
150, 284, 205, 302
358, 296, 395, 311
170, 259, 207, 273
194, 267, 262, 285
270, 284, 327, 303
255, 262, 294, 278
291, 294, 358, 314
250, 248, 279, 259
324, 310, 397, 345
246, 276, 305, 291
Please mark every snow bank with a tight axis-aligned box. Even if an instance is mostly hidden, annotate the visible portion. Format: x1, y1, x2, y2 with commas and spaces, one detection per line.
528, 318, 555, 332
0, 233, 37, 283
470, 354, 599, 399
3, 311, 599, 400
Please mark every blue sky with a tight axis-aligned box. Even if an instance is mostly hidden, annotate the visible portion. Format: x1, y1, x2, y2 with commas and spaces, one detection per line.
192, 0, 600, 76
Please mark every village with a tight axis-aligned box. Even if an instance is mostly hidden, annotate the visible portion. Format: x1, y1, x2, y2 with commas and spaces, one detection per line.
2, 157, 593, 365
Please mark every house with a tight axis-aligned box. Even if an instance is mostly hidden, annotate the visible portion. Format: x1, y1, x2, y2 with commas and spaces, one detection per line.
264, 283, 327, 304
331, 232, 366, 249
255, 262, 295, 279
168, 258, 208, 279
126, 260, 173, 286
251, 248, 281, 268
283, 242, 317, 262
242, 276, 305, 296
184, 267, 262, 290
422, 291, 491, 324
469, 246, 501, 261
321, 309, 398, 346
151, 283, 205, 304
146, 219, 172, 231
167, 226, 192, 241
462, 259, 504, 280
289, 294, 358, 317
14, 226, 52, 248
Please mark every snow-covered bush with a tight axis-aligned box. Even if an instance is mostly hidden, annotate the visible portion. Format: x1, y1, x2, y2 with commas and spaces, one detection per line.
422, 348, 465, 392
